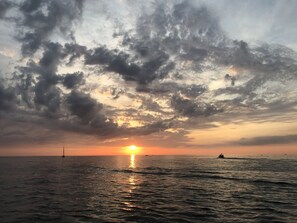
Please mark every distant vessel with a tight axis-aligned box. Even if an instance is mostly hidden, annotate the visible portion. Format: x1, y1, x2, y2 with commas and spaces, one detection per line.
62, 145, 65, 158
217, 153, 224, 159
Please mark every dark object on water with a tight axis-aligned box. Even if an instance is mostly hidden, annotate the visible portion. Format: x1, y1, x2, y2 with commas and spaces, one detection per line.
218, 153, 224, 159
62, 146, 65, 158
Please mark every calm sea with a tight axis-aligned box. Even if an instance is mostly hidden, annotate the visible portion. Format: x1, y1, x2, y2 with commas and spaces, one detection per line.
0, 156, 297, 223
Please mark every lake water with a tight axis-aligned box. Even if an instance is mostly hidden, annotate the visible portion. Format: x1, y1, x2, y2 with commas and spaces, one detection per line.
0, 156, 297, 222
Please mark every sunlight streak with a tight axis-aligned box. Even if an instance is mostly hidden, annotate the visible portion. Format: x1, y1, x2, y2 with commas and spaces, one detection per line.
129, 154, 135, 169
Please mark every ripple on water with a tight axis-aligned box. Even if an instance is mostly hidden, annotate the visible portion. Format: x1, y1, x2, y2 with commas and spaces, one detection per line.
0, 156, 297, 223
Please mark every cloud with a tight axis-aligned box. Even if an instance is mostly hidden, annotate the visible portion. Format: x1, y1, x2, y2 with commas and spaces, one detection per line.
136, 82, 207, 98
31, 42, 63, 115
0, 119, 62, 147
111, 88, 124, 100
1, 0, 297, 150
0, 0, 13, 18
236, 135, 297, 146
0, 83, 16, 111
134, 1, 226, 49
66, 90, 103, 123
85, 45, 173, 85
14, 0, 84, 56
15, 42, 86, 114
62, 72, 84, 89
125, 120, 172, 137
224, 74, 236, 86
171, 95, 223, 117
63, 43, 87, 64
65, 90, 122, 137
85, 47, 142, 82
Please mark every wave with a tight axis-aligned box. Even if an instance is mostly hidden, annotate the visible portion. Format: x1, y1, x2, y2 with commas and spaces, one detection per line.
112, 168, 297, 187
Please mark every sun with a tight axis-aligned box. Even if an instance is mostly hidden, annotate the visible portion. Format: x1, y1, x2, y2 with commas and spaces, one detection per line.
126, 145, 139, 154
129, 145, 137, 151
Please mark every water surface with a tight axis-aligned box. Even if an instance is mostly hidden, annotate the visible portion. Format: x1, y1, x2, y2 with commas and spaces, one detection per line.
1, 156, 297, 222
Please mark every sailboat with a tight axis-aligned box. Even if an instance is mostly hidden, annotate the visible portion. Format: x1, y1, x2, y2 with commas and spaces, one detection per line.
62, 145, 65, 158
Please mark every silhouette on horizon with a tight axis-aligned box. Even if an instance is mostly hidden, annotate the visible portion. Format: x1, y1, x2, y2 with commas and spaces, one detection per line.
218, 153, 225, 159
62, 145, 65, 158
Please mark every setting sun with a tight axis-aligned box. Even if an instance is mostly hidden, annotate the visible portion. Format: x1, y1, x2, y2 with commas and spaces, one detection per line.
129, 145, 137, 151
125, 145, 140, 154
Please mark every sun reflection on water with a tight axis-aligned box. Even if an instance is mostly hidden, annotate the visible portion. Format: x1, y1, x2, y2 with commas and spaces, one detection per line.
123, 154, 139, 211
129, 154, 135, 169
128, 175, 136, 191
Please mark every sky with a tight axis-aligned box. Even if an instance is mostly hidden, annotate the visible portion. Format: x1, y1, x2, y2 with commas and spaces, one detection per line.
0, 0, 297, 156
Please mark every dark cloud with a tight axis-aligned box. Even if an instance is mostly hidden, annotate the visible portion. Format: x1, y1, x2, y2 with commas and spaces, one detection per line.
111, 88, 123, 100
62, 72, 84, 89
34, 83, 61, 115
14, 0, 84, 56
138, 97, 163, 113
136, 83, 207, 97
224, 74, 236, 86
15, 42, 88, 114
236, 135, 297, 146
180, 47, 208, 61
32, 42, 63, 114
179, 84, 207, 98
66, 90, 102, 123
19, 0, 43, 13
85, 46, 115, 65
39, 42, 63, 70
0, 83, 16, 111
65, 90, 119, 138
85, 46, 173, 85
131, 120, 171, 136
215, 40, 255, 68
171, 95, 223, 117
89, 115, 118, 136
85, 46, 142, 83
63, 43, 87, 64
0, 0, 13, 18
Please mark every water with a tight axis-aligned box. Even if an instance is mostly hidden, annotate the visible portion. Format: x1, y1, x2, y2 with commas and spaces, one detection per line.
1, 156, 297, 222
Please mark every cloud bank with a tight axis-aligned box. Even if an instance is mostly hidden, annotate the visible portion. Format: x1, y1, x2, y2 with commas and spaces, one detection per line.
0, 0, 297, 150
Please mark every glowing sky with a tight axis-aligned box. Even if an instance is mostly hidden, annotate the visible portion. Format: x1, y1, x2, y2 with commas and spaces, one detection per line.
0, 0, 297, 156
